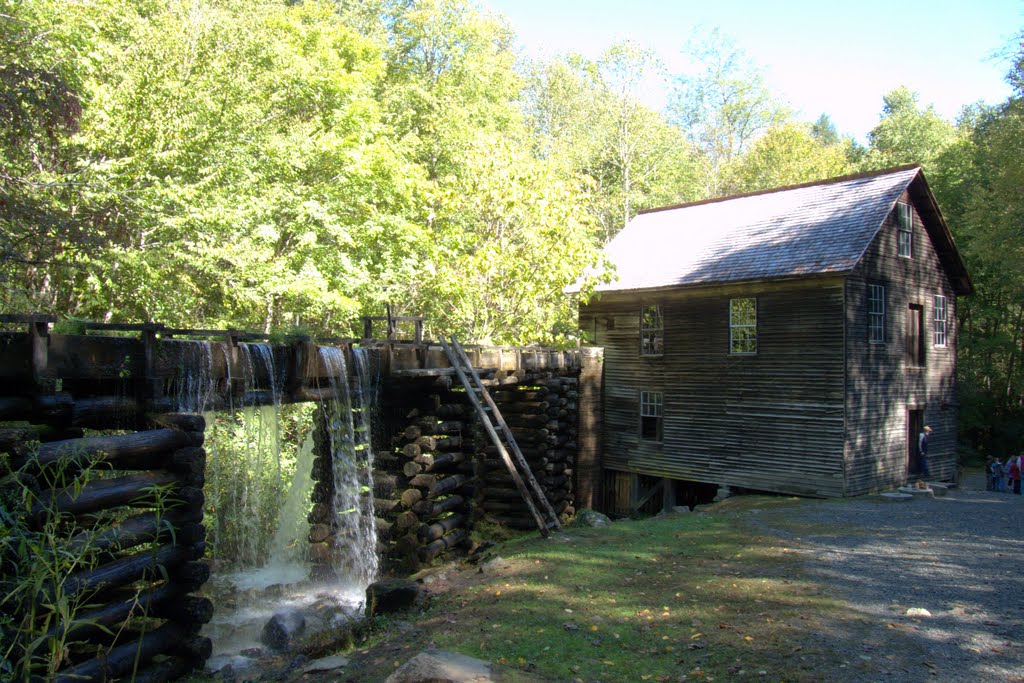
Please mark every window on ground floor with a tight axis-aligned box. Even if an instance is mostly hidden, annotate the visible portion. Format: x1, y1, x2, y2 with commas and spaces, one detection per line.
639, 390, 663, 441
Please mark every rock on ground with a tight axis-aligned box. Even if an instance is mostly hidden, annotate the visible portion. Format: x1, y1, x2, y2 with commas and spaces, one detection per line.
261, 610, 306, 651
384, 649, 492, 683
366, 578, 422, 617
569, 509, 611, 527
301, 654, 349, 673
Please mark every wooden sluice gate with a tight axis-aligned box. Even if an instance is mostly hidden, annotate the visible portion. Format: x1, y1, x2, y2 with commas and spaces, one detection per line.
0, 314, 589, 680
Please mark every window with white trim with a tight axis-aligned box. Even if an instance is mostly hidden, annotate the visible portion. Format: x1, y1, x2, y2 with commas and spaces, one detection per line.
934, 294, 948, 347
640, 305, 663, 356
868, 284, 885, 344
729, 298, 757, 354
897, 203, 913, 258
640, 390, 663, 441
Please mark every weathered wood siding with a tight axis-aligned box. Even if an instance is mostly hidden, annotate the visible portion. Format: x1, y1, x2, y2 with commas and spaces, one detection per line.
581, 278, 847, 498
845, 192, 959, 494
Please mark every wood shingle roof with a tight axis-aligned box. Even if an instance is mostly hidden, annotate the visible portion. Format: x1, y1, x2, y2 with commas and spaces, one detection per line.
576, 165, 972, 296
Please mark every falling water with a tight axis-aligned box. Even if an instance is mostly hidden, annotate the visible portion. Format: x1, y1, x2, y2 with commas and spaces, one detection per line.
173, 340, 221, 414
317, 346, 378, 588
173, 340, 379, 671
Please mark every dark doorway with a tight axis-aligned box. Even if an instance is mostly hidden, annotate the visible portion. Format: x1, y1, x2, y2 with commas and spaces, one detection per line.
908, 408, 924, 477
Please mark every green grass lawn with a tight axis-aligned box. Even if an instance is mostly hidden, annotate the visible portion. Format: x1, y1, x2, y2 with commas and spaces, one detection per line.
394, 500, 848, 682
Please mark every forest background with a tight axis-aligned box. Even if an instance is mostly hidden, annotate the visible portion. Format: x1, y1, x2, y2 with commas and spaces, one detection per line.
2, 0, 1023, 454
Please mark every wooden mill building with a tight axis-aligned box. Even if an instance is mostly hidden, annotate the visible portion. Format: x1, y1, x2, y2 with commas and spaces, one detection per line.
573, 165, 972, 506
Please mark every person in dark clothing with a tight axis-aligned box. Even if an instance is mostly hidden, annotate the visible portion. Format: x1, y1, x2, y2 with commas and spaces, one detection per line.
917, 425, 932, 478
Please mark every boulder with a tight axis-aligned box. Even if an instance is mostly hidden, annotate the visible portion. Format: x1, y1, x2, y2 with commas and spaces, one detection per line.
261, 609, 306, 651
569, 509, 611, 527
366, 578, 422, 617
384, 649, 493, 683
302, 655, 349, 673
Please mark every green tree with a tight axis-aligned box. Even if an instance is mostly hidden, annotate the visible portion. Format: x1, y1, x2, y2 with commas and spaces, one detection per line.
927, 33, 1024, 453
864, 86, 957, 170
0, 0, 90, 311
417, 136, 603, 344
668, 28, 789, 196
730, 122, 853, 193
526, 45, 698, 241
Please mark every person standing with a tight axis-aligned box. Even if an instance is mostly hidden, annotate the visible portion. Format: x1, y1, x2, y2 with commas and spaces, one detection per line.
1008, 454, 1022, 495
917, 426, 932, 478
993, 457, 1006, 493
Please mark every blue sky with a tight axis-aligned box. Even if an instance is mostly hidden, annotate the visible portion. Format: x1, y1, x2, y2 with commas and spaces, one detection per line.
482, 0, 1022, 141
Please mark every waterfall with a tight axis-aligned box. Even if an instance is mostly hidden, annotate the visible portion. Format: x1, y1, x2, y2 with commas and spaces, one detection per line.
317, 346, 378, 589
181, 341, 380, 670
173, 340, 220, 414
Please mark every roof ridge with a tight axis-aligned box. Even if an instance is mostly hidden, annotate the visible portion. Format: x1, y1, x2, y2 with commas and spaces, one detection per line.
637, 164, 922, 216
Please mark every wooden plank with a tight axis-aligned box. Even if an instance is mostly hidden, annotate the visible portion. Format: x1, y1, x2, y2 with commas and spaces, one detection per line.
439, 337, 550, 536
450, 337, 561, 531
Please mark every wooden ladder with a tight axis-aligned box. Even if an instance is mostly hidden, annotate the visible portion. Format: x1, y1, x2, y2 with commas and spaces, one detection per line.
439, 335, 561, 537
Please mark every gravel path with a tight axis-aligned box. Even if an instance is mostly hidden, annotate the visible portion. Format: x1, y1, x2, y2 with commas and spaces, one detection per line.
752, 470, 1024, 682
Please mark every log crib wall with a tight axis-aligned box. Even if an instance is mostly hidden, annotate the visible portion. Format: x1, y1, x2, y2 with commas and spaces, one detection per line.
0, 316, 584, 680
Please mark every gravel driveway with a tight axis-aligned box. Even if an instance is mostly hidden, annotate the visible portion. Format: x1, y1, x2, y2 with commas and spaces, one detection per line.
751, 470, 1024, 682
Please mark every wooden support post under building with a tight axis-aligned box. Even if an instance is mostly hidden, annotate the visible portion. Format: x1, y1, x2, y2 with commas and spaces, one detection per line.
576, 347, 604, 510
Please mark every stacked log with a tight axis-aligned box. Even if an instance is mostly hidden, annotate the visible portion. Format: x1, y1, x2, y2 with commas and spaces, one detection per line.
478, 374, 578, 529
1, 405, 212, 680
372, 387, 475, 570
308, 405, 336, 575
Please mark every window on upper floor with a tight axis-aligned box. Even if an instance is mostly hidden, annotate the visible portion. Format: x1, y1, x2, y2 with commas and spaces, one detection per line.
729, 298, 757, 354
897, 202, 913, 258
640, 390, 663, 441
868, 284, 886, 344
640, 305, 663, 356
934, 295, 948, 347
907, 303, 925, 367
